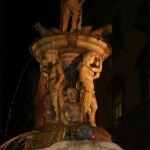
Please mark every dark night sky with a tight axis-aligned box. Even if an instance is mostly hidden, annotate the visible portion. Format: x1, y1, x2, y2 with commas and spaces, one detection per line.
1, 0, 114, 142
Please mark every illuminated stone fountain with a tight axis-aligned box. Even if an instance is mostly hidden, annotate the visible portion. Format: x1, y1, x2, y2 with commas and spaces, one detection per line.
0, 0, 123, 149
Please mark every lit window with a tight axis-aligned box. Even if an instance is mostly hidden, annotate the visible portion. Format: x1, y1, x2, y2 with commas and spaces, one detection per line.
111, 75, 126, 124
114, 92, 122, 120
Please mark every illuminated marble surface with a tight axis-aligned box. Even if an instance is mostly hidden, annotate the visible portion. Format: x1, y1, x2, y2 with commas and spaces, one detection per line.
35, 140, 123, 150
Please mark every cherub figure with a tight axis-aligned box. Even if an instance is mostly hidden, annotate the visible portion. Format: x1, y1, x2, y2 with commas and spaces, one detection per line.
62, 0, 85, 32
61, 87, 86, 125
40, 50, 65, 123
77, 51, 103, 126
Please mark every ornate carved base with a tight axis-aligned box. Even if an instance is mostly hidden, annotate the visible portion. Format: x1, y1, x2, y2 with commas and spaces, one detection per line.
38, 140, 123, 150
25, 123, 112, 149
0, 123, 112, 150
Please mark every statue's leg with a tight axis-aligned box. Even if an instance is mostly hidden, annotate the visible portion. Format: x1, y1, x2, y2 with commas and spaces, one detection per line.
51, 91, 59, 122
77, 9, 82, 30
83, 92, 89, 114
71, 9, 80, 32
89, 96, 98, 127
58, 87, 64, 110
62, 7, 70, 32
83, 91, 92, 121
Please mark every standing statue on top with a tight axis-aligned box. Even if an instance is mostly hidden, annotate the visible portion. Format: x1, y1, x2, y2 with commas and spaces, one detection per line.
77, 51, 103, 126
62, 0, 85, 32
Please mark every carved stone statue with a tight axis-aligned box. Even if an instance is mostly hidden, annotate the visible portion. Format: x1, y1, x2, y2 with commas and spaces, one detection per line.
40, 50, 65, 123
77, 51, 103, 126
61, 87, 86, 125
91, 24, 112, 38
35, 22, 60, 37
62, 0, 85, 32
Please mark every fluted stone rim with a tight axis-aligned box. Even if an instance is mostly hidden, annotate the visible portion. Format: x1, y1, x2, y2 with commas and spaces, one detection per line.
29, 32, 112, 65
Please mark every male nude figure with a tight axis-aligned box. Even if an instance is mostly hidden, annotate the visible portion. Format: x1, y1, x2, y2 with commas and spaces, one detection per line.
62, 0, 85, 32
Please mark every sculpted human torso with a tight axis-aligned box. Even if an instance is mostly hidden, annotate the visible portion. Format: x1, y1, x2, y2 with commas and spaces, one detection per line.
64, 102, 84, 122
61, 87, 86, 125
47, 63, 62, 90
78, 65, 95, 92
